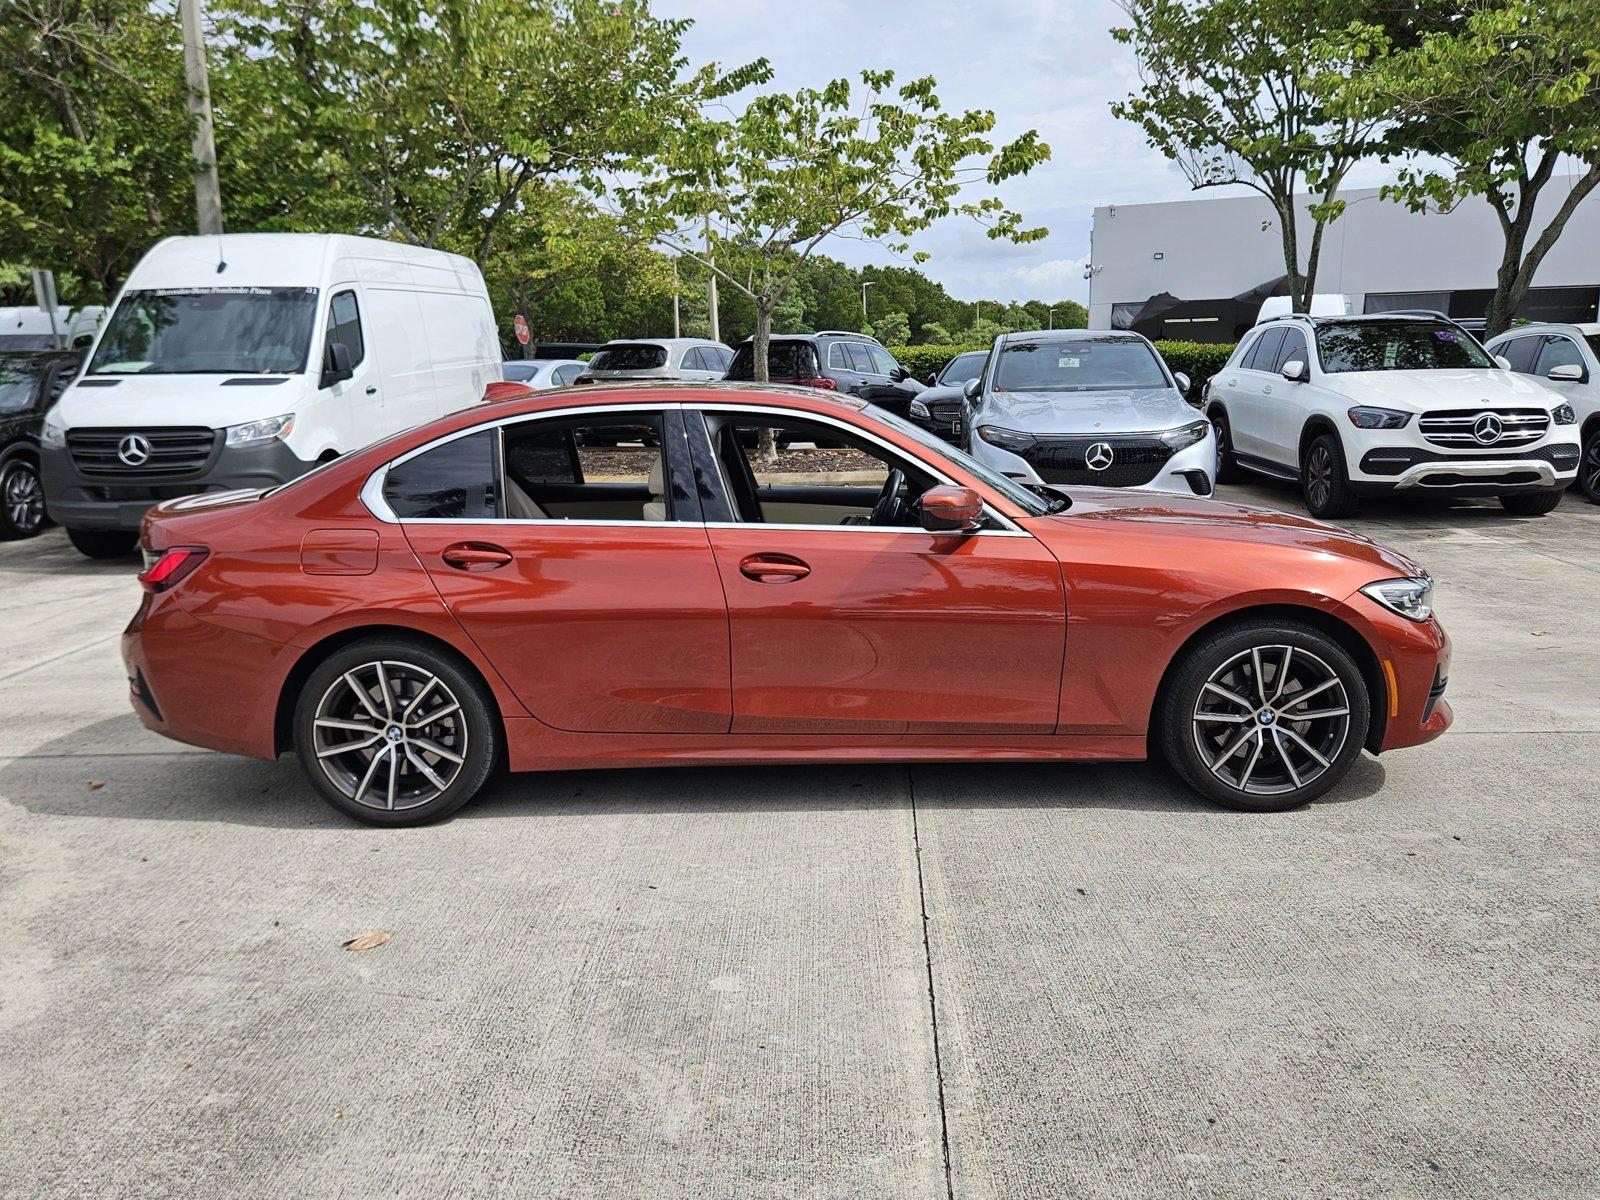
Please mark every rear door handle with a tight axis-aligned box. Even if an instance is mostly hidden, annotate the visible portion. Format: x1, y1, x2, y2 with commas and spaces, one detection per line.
739, 553, 810, 583
441, 542, 513, 570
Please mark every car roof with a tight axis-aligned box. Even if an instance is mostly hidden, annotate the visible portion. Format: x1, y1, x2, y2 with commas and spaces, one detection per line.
1486, 322, 1600, 339
998, 329, 1148, 344
1259, 313, 1460, 327
600, 337, 726, 349
736, 331, 881, 345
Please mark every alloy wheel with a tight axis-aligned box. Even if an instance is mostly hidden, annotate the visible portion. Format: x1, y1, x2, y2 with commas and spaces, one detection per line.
311, 660, 468, 811
1583, 435, 1600, 501
1191, 644, 1351, 796
1305, 444, 1333, 511
4, 462, 44, 533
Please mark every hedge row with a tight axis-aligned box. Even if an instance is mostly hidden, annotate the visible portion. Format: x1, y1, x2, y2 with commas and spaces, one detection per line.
887, 339, 1237, 398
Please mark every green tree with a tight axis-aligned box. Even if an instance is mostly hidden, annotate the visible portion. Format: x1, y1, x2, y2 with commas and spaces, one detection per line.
1328, 0, 1600, 335
868, 311, 910, 345
1112, 0, 1384, 312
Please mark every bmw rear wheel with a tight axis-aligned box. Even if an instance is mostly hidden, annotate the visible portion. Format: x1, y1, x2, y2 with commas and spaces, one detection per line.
1160, 620, 1371, 812
294, 638, 499, 826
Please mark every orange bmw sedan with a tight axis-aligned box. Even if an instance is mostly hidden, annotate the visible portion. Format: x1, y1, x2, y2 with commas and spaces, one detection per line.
123, 384, 1451, 825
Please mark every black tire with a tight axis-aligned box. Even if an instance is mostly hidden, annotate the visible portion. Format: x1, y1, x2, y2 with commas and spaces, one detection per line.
66, 527, 139, 559
1301, 432, 1359, 519
1208, 408, 1243, 484
1158, 619, 1371, 813
0, 457, 47, 540
293, 637, 500, 827
1499, 490, 1562, 516
1578, 427, 1600, 505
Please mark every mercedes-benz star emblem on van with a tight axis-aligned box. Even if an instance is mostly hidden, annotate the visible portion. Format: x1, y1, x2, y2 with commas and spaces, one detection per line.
117, 434, 153, 466
1086, 441, 1115, 471
1473, 413, 1504, 445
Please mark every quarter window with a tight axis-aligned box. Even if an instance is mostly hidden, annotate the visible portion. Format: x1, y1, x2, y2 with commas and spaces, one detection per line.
326, 290, 365, 368
383, 430, 498, 520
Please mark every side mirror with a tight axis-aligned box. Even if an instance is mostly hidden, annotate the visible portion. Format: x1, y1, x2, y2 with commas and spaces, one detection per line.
1493, 354, 1512, 371
962, 377, 982, 401
889, 365, 910, 383
321, 340, 353, 388
1172, 371, 1191, 395
1281, 359, 1307, 382
918, 485, 984, 534
1547, 363, 1585, 382
926, 372, 939, 387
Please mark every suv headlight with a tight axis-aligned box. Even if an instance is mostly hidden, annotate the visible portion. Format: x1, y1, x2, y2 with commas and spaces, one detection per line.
977, 425, 1036, 453
40, 410, 67, 448
225, 413, 295, 446
909, 399, 930, 419
1347, 406, 1412, 429
1159, 419, 1209, 450
1361, 577, 1433, 622
1552, 403, 1577, 425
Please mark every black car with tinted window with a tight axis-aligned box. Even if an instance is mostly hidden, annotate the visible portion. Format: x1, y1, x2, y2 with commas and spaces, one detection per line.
724, 331, 924, 417
909, 349, 989, 442
0, 348, 83, 538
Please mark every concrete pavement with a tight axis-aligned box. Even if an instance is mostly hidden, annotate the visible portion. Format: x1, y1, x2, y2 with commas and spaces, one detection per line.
1, 481, 1597, 1198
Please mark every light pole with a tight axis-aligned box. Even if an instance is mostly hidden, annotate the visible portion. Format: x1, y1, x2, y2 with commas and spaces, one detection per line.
179, 0, 223, 234
861, 280, 876, 329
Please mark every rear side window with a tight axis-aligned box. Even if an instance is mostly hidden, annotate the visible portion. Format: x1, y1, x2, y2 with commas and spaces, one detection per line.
326, 291, 365, 367
726, 341, 820, 380
590, 343, 667, 371
1244, 328, 1286, 371
383, 430, 498, 519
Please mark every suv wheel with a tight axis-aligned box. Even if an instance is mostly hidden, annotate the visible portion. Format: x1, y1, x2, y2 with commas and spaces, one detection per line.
66, 528, 139, 559
1209, 409, 1242, 483
1302, 433, 1359, 519
1580, 427, 1600, 505
1159, 620, 1371, 812
0, 458, 46, 539
1499, 490, 1562, 517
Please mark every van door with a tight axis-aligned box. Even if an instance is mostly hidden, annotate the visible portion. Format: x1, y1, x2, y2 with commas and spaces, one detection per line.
362, 287, 439, 437
318, 288, 377, 453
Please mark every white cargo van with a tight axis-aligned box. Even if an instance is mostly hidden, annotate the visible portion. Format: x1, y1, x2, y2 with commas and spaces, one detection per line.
42, 233, 501, 557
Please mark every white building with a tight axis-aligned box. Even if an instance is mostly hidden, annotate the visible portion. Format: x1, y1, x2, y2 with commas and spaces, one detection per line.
1087, 178, 1600, 342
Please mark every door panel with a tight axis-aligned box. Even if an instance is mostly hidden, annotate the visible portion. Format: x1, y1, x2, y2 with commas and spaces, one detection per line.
1229, 328, 1284, 459
706, 526, 1066, 735
405, 521, 732, 734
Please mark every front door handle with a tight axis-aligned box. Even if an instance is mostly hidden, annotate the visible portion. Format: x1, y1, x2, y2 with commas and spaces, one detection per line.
739, 553, 810, 583
441, 542, 513, 570
366, 386, 378, 395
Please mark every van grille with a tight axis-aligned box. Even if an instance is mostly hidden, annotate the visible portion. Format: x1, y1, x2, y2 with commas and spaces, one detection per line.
1418, 409, 1549, 449
66, 427, 218, 478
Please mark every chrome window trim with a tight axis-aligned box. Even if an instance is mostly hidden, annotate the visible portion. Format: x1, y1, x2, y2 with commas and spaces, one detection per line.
361, 398, 1035, 535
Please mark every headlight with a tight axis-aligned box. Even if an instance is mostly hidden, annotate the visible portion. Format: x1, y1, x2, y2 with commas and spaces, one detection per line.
1552, 403, 1577, 425
909, 399, 930, 419
977, 425, 1036, 453
1361, 576, 1433, 622
1159, 419, 1209, 450
40, 410, 67, 448
1347, 406, 1412, 430
225, 413, 295, 446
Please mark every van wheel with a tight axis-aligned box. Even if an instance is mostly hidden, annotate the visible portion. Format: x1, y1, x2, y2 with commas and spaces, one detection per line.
67, 528, 139, 559
1209, 409, 1242, 483
1302, 434, 1359, 519
0, 458, 46, 539
1499, 490, 1562, 516
294, 637, 500, 827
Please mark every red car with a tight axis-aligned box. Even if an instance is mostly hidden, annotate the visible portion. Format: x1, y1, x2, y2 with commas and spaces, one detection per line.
123, 385, 1451, 826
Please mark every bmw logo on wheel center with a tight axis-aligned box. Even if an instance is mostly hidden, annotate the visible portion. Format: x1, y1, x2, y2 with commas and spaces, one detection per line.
1086, 441, 1115, 471
117, 433, 153, 467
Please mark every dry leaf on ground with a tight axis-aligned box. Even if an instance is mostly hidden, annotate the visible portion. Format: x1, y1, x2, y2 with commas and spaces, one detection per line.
342, 931, 391, 952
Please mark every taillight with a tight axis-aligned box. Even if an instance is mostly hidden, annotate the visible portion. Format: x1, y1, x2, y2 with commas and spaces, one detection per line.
138, 546, 209, 593
797, 377, 838, 390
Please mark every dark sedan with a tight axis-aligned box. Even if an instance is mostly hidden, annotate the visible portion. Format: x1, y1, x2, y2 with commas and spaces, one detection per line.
909, 350, 988, 443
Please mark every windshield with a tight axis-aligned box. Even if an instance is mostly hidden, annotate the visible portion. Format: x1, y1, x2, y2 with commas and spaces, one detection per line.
0, 356, 46, 413
866, 405, 1054, 517
994, 338, 1168, 392
589, 344, 667, 371
1316, 321, 1492, 372
89, 287, 318, 375
938, 352, 987, 386
726, 341, 820, 380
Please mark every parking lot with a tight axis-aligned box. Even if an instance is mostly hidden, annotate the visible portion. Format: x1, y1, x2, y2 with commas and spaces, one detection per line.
1, 479, 1597, 1199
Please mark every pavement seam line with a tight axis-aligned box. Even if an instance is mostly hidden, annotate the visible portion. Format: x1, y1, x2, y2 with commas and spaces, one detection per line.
909, 765, 957, 1200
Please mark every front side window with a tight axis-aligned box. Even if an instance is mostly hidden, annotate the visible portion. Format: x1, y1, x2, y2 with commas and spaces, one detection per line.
867, 345, 898, 376
993, 338, 1168, 392
1275, 328, 1309, 372
325, 291, 365, 367
383, 430, 499, 520
89, 287, 319, 375
1533, 335, 1585, 377
938, 352, 987, 386
866, 406, 1053, 516
0, 356, 47, 414
1316, 321, 1492, 373
588, 343, 667, 371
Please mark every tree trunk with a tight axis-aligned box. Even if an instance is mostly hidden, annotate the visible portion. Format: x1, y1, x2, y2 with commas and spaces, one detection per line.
1483, 164, 1600, 338
1275, 199, 1307, 314
753, 297, 779, 465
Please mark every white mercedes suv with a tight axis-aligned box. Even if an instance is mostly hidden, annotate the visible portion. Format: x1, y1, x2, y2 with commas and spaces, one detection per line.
1483, 322, 1600, 505
1205, 314, 1581, 518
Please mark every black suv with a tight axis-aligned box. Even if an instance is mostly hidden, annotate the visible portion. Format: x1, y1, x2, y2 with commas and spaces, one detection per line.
0, 347, 83, 539
725, 332, 925, 417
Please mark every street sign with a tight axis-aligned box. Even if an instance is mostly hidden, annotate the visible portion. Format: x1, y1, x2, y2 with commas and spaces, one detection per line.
513, 314, 530, 345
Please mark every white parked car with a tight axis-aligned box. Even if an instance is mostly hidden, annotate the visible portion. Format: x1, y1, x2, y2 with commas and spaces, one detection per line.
500, 358, 588, 389
577, 338, 731, 383
961, 329, 1217, 496
1205, 314, 1581, 518
1483, 322, 1600, 504
42, 232, 501, 558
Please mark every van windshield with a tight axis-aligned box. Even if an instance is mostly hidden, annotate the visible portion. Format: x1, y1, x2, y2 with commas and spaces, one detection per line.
88, 287, 318, 375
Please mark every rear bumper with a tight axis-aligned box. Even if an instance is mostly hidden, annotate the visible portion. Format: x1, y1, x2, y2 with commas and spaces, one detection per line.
44, 439, 311, 530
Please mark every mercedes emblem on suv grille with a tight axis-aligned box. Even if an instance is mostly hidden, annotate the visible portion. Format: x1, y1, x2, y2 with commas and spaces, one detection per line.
1085, 441, 1115, 471
117, 433, 153, 466
1472, 413, 1504, 445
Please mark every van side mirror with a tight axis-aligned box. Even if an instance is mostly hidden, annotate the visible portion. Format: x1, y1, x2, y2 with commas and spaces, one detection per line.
962, 377, 982, 401
918, 485, 984, 534
1547, 363, 1586, 383
1281, 359, 1307, 382
321, 340, 353, 388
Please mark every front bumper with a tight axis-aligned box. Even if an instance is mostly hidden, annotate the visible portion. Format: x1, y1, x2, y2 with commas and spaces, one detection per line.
1345, 591, 1453, 753
971, 427, 1218, 495
43, 438, 311, 530
1349, 441, 1579, 497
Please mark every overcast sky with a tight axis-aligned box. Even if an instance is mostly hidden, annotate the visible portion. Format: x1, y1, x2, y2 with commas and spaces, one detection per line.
672, 0, 1402, 305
